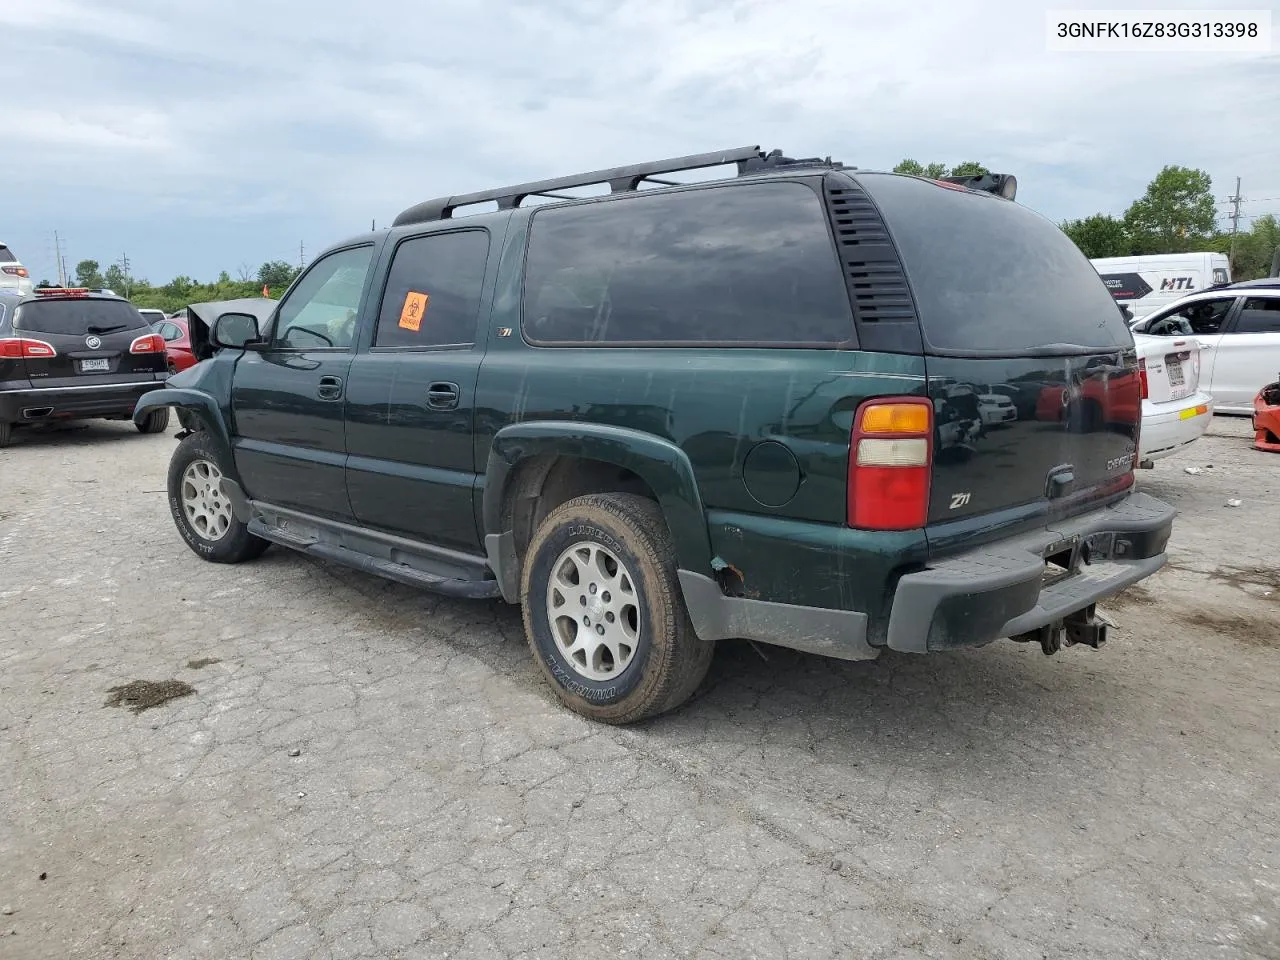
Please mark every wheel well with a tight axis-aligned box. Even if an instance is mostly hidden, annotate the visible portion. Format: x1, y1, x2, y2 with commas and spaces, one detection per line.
503, 455, 659, 576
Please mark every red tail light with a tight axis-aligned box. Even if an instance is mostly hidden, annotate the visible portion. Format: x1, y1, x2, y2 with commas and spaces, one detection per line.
129, 333, 166, 354
0, 337, 57, 359
1138, 358, 1149, 399
848, 397, 933, 530
1, 266, 28, 278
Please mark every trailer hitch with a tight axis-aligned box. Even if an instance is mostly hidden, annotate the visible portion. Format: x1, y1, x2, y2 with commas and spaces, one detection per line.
1013, 605, 1115, 655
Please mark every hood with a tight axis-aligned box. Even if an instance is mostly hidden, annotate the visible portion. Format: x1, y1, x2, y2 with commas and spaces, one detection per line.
180, 297, 277, 361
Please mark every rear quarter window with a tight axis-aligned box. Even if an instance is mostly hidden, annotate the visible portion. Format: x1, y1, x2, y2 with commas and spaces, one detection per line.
856, 173, 1132, 354
521, 181, 854, 346
14, 298, 147, 336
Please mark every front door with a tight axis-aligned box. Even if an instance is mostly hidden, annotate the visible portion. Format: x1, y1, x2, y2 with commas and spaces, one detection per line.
345, 228, 494, 552
1141, 295, 1237, 397
231, 244, 377, 521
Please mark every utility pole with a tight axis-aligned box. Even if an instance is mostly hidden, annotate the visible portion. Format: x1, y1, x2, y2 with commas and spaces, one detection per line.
1228, 177, 1243, 268
299, 240, 306, 271
53, 231, 67, 287
118, 251, 131, 298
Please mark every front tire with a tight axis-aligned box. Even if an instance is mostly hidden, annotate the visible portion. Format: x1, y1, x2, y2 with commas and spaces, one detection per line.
137, 408, 171, 434
520, 493, 714, 724
167, 432, 269, 564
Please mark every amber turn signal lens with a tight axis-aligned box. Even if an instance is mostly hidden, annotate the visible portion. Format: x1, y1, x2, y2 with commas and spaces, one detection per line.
860, 403, 930, 435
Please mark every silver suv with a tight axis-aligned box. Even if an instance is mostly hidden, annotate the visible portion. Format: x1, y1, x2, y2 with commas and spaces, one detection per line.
0, 242, 34, 296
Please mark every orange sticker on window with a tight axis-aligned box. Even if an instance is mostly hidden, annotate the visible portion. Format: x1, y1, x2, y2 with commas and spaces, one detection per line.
398, 291, 429, 331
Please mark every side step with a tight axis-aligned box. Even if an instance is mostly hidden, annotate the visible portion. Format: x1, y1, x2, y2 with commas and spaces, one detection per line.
247, 513, 502, 601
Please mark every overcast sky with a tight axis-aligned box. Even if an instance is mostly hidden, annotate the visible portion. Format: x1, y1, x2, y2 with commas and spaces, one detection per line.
2, 0, 1276, 285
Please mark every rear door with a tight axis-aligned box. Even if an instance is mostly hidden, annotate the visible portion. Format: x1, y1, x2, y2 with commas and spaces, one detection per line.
230, 245, 377, 522
854, 173, 1140, 537
1209, 296, 1280, 407
9, 295, 166, 385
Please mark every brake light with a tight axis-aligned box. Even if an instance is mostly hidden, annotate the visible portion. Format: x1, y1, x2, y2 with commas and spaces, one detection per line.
0, 337, 57, 359
129, 333, 166, 354
1, 266, 28, 278
33, 287, 90, 297
848, 397, 933, 530
1138, 358, 1149, 399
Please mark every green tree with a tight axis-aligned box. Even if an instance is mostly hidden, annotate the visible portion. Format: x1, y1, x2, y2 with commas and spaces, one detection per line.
1230, 214, 1280, 280
74, 259, 104, 288
1123, 165, 1217, 255
258, 261, 298, 290
894, 159, 948, 178
949, 161, 991, 177
103, 263, 134, 296
36, 279, 53, 288
1061, 214, 1130, 259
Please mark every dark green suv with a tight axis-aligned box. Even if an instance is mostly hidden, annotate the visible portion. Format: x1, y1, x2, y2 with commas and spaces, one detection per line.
135, 145, 1175, 724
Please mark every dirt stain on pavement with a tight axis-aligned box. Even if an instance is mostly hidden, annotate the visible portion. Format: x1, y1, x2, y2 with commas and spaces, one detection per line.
185, 658, 222, 670
104, 680, 196, 714
1182, 611, 1280, 648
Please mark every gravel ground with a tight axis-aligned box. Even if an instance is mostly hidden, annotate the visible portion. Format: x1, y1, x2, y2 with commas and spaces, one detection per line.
1, 416, 1277, 960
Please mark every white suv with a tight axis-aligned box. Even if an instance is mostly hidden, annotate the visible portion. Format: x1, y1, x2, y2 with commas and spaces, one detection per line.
1131, 284, 1280, 414
0, 242, 33, 296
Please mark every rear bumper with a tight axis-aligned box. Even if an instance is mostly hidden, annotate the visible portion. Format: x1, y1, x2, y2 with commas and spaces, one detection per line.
886, 492, 1175, 653
1140, 392, 1214, 461
0, 379, 167, 423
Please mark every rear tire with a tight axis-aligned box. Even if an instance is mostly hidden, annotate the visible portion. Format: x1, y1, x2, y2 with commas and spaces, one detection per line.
137, 408, 171, 434
0, 420, 12, 448
520, 493, 714, 724
167, 431, 269, 564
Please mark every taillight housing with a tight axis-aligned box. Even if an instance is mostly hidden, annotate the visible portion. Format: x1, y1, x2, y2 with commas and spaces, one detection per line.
848, 397, 934, 530
129, 333, 166, 354
1, 266, 28, 278
1138, 358, 1149, 399
0, 337, 56, 359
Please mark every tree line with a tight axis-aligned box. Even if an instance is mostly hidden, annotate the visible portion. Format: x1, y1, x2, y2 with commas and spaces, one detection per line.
37, 260, 302, 314
38, 162, 1278, 309
896, 158, 1277, 280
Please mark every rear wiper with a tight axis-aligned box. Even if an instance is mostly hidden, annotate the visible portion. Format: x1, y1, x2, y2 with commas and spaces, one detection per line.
86, 324, 127, 334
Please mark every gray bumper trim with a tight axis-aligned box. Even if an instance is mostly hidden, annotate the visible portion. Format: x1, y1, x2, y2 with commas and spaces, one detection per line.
678, 571, 877, 662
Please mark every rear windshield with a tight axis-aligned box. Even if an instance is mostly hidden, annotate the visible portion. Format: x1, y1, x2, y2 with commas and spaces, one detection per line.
14, 298, 147, 336
857, 173, 1132, 354
0, 247, 15, 264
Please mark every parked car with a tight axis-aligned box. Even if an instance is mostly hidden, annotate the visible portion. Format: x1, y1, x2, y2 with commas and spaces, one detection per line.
135, 145, 1175, 724
1132, 336, 1214, 464
0, 242, 35, 297
1130, 286, 1280, 414
138, 308, 168, 327
152, 317, 195, 373
0, 287, 171, 446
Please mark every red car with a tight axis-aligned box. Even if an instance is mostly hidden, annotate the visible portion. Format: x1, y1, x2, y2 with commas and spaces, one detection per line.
153, 317, 195, 373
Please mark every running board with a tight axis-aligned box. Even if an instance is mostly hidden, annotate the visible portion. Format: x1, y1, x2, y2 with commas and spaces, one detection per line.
246, 504, 502, 600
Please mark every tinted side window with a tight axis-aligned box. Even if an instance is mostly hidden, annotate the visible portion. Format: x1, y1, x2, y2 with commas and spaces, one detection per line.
0, 247, 15, 264
522, 182, 853, 345
1213, 267, 1229, 285
1234, 298, 1280, 334
275, 246, 374, 350
375, 231, 490, 348
856, 173, 1132, 353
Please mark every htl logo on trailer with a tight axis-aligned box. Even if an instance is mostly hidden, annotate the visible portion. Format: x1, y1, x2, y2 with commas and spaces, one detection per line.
1160, 277, 1196, 291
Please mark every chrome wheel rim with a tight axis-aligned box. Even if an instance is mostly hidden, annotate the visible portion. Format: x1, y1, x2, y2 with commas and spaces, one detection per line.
546, 541, 640, 682
180, 459, 233, 542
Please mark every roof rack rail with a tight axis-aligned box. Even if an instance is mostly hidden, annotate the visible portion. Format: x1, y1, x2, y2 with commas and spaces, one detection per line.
939, 172, 1018, 201
392, 145, 846, 226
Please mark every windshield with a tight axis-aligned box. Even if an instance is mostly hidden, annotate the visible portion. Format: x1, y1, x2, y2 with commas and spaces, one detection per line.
856, 173, 1132, 354
14, 298, 147, 336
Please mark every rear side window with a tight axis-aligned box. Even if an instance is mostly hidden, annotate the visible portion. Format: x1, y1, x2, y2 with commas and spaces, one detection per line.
1235, 298, 1280, 334
1213, 267, 1229, 285
0, 247, 15, 264
14, 298, 145, 336
522, 182, 854, 345
375, 230, 490, 348
857, 174, 1132, 354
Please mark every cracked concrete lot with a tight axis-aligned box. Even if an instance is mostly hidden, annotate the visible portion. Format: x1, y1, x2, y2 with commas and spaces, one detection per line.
1, 416, 1278, 960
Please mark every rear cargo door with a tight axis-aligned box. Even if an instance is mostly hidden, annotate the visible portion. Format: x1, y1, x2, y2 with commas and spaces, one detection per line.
855, 174, 1140, 533
11, 297, 166, 386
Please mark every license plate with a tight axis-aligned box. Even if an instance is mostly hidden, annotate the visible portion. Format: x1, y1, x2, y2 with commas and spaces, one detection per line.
81, 358, 110, 372
1167, 359, 1184, 387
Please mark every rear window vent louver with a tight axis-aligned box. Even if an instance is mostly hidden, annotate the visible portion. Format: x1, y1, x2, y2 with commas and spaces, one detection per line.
824, 178, 923, 354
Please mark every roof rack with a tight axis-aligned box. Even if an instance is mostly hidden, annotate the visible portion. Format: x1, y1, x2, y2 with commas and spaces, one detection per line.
392, 146, 847, 226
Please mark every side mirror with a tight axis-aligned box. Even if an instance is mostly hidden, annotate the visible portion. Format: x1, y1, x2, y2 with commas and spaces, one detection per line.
211, 312, 263, 350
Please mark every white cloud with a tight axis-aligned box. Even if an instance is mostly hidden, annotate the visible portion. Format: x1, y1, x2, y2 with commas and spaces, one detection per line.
1, 0, 1276, 282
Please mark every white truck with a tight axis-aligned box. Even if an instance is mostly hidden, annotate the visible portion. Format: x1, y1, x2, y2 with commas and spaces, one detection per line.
1090, 252, 1230, 322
